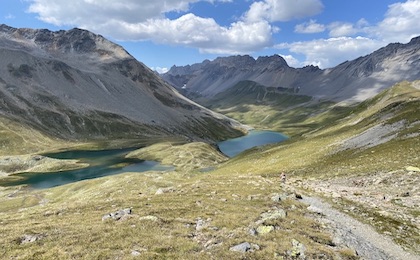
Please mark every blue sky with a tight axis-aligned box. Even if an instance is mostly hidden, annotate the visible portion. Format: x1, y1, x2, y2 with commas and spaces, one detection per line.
1, 0, 420, 72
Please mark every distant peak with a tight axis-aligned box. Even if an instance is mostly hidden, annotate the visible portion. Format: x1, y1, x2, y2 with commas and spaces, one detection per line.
256, 54, 288, 67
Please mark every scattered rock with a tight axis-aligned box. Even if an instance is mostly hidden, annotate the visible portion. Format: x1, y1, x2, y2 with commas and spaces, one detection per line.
289, 239, 305, 259
229, 242, 251, 253
155, 187, 175, 195
102, 208, 132, 221
307, 205, 323, 214
295, 193, 303, 199
195, 218, 211, 231
256, 225, 274, 235
259, 208, 287, 224
271, 193, 287, 202
248, 228, 257, 236
20, 234, 44, 244
131, 250, 141, 256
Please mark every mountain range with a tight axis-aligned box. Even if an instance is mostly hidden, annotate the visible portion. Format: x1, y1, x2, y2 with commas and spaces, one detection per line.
162, 37, 420, 103
0, 24, 243, 153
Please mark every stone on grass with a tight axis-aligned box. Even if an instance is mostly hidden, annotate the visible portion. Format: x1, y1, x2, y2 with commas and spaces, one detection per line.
20, 234, 44, 244
155, 187, 175, 195
102, 208, 132, 221
256, 225, 274, 235
271, 193, 287, 202
131, 250, 141, 256
229, 242, 251, 253
259, 208, 287, 223
289, 239, 306, 259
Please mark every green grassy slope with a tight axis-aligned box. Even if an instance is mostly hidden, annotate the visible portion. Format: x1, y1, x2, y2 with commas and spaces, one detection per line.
201, 80, 352, 136
0, 81, 418, 258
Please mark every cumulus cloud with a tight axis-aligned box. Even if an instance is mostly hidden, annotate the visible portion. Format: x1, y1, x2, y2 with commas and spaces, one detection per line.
277, 37, 383, 68
373, 0, 420, 42
244, 0, 324, 22
27, 0, 276, 54
28, 0, 195, 25
328, 22, 357, 37
280, 0, 420, 69
279, 54, 302, 67
295, 20, 325, 34
152, 67, 169, 74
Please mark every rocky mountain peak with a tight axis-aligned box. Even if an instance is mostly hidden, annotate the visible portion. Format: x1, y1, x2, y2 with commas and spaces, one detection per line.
256, 54, 289, 68
408, 35, 420, 45
0, 24, 130, 62
212, 55, 255, 68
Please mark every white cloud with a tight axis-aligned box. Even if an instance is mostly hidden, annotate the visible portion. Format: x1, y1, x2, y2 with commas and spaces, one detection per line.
244, 0, 324, 22
27, 0, 276, 54
280, 0, 420, 69
277, 37, 383, 68
28, 0, 197, 25
373, 0, 420, 43
279, 54, 301, 67
152, 67, 169, 73
295, 19, 325, 34
328, 22, 357, 37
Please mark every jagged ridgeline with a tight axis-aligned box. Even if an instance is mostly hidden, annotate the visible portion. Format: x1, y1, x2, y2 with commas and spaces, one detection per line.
0, 24, 245, 154
162, 37, 420, 103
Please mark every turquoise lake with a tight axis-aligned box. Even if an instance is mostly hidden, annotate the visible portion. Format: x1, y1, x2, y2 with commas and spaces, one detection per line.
1, 148, 173, 189
218, 130, 288, 157
1, 130, 287, 189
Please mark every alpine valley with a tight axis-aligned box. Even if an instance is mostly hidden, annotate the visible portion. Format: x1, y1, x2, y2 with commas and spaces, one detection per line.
1, 25, 419, 260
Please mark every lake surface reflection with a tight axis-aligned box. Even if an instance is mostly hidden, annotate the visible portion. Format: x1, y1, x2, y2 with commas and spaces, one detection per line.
218, 130, 288, 157
1, 148, 173, 189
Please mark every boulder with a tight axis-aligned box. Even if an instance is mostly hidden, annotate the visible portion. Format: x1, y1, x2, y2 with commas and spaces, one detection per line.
259, 208, 287, 224
229, 242, 251, 253
20, 234, 44, 244
289, 239, 306, 259
256, 225, 274, 235
102, 208, 132, 221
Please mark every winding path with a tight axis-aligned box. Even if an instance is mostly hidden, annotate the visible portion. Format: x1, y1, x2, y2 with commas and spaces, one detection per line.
301, 196, 419, 260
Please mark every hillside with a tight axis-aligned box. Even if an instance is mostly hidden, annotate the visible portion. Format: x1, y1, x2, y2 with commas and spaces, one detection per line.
0, 24, 244, 155
162, 36, 420, 103
1, 81, 418, 259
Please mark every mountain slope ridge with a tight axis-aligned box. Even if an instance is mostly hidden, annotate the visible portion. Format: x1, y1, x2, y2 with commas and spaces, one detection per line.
0, 24, 245, 154
162, 37, 420, 103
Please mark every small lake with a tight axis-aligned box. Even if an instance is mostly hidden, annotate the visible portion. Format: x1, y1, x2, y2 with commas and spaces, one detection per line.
218, 130, 288, 157
1, 148, 173, 189
1, 130, 287, 189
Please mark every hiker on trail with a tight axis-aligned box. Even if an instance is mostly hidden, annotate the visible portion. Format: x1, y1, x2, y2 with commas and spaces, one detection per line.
280, 172, 286, 184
